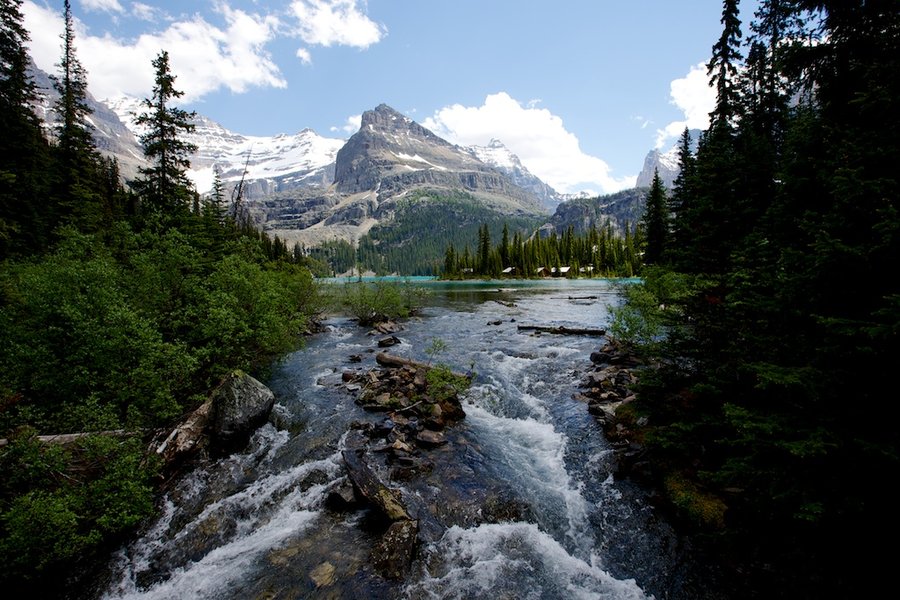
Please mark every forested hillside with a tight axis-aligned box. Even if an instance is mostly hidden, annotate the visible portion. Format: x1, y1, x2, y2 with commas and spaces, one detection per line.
611, 1, 900, 597
0, 2, 320, 594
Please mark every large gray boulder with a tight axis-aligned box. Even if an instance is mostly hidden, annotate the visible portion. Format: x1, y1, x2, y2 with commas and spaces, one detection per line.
210, 371, 276, 451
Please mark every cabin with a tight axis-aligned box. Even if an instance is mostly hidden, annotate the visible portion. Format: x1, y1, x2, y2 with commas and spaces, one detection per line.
535, 267, 551, 277
502, 267, 516, 275
551, 266, 571, 277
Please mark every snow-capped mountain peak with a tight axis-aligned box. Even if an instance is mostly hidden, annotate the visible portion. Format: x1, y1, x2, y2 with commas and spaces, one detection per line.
103, 94, 345, 195
465, 139, 562, 211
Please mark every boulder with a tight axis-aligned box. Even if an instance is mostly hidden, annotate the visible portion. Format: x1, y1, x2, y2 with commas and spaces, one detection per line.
210, 371, 276, 451
372, 519, 419, 579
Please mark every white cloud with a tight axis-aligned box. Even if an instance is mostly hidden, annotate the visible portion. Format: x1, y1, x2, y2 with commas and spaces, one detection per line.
295, 47, 312, 64
330, 113, 361, 135
423, 92, 635, 195
23, 1, 285, 103
289, 0, 385, 48
131, 2, 160, 22
655, 62, 715, 148
81, 0, 123, 13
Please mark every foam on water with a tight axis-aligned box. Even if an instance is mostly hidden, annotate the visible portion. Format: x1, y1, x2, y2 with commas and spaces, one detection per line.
404, 522, 651, 600
464, 403, 593, 553
104, 429, 343, 600
104, 509, 320, 600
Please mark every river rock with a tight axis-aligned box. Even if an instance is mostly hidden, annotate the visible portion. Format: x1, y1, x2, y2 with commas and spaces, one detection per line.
372, 519, 419, 579
309, 561, 336, 587
416, 430, 447, 448
378, 335, 401, 348
210, 371, 276, 452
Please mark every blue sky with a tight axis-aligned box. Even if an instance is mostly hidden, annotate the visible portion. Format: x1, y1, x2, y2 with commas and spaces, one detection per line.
22, 0, 759, 194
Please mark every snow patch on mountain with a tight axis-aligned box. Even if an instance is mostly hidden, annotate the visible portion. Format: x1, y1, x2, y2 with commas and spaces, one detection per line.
104, 94, 345, 195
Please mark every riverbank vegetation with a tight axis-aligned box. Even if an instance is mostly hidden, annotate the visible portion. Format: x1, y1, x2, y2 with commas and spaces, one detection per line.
0, 5, 320, 593
609, 2, 899, 596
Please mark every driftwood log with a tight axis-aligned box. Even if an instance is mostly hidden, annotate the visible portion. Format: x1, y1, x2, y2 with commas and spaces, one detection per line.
0, 429, 135, 448
517, 324, 606, 336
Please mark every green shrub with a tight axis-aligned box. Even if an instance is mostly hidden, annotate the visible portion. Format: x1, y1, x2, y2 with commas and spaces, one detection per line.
340, 280, 428, 325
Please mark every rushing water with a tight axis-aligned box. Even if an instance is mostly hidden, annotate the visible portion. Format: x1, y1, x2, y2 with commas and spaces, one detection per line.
101, 279, 722, 600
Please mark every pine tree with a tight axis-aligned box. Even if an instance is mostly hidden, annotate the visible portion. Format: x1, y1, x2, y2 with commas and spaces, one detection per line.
668, 128, 694, 266
499, 223, 510, 268
133, 50, 198, 216
707, 0, 743, 133
0, 0, 52, 255
52, 0, 103, 231
641, 169, 669, 265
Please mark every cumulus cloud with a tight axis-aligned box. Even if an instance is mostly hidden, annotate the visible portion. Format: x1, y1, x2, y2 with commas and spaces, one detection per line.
655, 62, 715, 148
23, 1, 285, 102
81, 0, 123, 13
423, 92, 634, 195
289, 0, 385, 48
330, 113, 361, 135
295, 47, 312, 64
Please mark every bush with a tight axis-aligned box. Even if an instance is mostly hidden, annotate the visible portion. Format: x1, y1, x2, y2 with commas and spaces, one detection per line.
0, 433, 158, 585
340, 280, 428, 325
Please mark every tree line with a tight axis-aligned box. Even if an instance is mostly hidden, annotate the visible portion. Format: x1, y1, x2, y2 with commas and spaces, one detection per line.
0, 1, 320, 594
612, 1, 899, 597
441, 220, 643, 278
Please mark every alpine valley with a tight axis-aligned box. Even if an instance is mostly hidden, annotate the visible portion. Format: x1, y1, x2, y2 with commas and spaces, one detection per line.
30, 64, 655, 274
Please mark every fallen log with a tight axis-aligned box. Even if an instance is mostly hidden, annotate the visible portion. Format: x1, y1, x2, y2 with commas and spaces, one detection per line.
517, 324, 606, 336
551, 295, 599, 300
342, 430, 411, 521
0, 429, 135, 448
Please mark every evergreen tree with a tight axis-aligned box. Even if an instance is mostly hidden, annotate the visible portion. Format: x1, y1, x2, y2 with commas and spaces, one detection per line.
0, 0, 51, 255
668, 128, 694, 266
477, 224, 491, 275
133, 50, 198, 215
707, 0, 743, 132
499, 223, 510, 267
641, 169, 669, 265
52, 0, 103, 232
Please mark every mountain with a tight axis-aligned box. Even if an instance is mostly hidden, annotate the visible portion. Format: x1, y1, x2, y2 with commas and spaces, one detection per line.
247, 104, 548, 250
635, 129, 701, 189
542, 187, 648, 238
29, 64, 145, 181
635, 146, 680, 188
333, 104, 544, 212
465, 139, 562, 212
103, 95, 344, 199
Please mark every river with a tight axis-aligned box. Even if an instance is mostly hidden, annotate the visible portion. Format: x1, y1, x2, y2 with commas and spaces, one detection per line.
100, 279, 724, 600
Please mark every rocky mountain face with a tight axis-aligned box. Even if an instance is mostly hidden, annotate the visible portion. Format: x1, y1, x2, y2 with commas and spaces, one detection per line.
333, 105, 544, 212
542, 187, 648, 238
29, 64, 146, 181
465, 139, 562, 212
249, 104, 547, 248
102, 94, 343, 199
635, 147, 680, 188
635, 128, 701, 189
